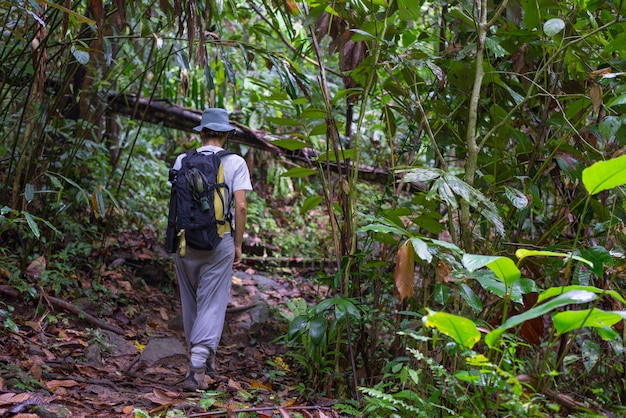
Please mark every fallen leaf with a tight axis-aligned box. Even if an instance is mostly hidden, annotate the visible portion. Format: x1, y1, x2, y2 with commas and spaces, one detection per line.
46, 379, 79, 390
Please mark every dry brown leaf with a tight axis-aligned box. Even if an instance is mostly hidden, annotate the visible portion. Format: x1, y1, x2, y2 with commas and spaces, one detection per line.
25, 255, 46, 279
590, 83, 603, 113
141, 388, 180, 405
434, 260, 453, 283
46, 379, 79, 390
250, 379, 272, 391
394, 241, 415, 301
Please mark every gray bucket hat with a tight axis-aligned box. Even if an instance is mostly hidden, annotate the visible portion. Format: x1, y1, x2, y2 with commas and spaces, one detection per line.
193, 108, 237, 132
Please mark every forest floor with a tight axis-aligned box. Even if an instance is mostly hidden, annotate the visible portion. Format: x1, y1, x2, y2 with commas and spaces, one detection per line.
0, 235, 342, 418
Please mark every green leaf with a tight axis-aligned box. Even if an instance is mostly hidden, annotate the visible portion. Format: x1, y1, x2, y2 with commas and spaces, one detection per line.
537, 285, 626, 305
606, 94, 626, 108
504, 186, 528, 209
316, 149, 356, 162
23, 212, 40, 238
300, 195, 322, 214
582, 154, 626, 195
463, 254, 521, 287
288, 315, 308, 341
271, 139, 308, 150
281, 168, 317, 178
409, 237, 431, 262
71, 46, 90, 65
459, 283, 483, 313
423, 310, 481, 349
399, 167, 443, 183
543, 18, 565, 37
301, 108, 327, 119
359, 223, 408, 236
24, 183, 35, 203
266, 117, 300, 126
485, 290, 597, 348
553, 308, 625, 337
516, 248, 594, 268
308, 316, 327, 346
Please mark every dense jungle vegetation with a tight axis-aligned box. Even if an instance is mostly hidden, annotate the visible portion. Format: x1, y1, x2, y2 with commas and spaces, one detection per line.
2, 0, 626, 416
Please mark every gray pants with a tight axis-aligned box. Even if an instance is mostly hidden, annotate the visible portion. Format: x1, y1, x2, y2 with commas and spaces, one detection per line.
174, 234, 234, 367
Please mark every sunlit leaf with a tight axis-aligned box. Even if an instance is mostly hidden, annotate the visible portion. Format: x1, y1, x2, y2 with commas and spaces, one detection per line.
463, 254, 520, 287
423, 310, 481, 349
485, 290, 597, 348
537, 285, 626, 305
516, 249, 594, 268
553, 308, 625, 337
582, 154, 626, 195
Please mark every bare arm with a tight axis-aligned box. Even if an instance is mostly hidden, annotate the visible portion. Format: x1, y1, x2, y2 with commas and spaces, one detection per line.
232, 189, 247, 266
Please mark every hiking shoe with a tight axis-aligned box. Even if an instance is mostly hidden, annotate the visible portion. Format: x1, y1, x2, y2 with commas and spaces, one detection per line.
206, 350, 217, 378
182, 367, 207, 391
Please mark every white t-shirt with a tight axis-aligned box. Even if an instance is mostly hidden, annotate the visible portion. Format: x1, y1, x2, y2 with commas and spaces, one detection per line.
172, 146, 252, 232
172, 145, 253, 194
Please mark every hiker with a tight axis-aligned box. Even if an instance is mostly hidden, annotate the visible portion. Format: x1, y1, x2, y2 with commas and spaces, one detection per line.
169, 108, 253, 390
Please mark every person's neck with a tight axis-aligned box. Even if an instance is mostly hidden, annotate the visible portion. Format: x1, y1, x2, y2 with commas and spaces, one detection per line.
202, 140, 224, 148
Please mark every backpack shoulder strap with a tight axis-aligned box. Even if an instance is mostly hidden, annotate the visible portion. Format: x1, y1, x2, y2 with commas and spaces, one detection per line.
216, 149, 233, 159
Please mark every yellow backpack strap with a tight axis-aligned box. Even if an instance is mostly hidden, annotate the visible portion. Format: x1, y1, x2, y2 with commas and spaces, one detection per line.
214, 160, 231, 237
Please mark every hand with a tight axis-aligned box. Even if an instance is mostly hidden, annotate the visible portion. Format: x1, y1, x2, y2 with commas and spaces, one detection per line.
233, 246, 242, 266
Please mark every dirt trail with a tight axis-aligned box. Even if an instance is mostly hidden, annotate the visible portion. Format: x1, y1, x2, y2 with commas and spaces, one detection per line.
0, 267, 338, 417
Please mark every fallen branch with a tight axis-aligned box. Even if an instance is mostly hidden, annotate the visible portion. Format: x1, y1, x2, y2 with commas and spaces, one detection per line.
41, 291, 128, 336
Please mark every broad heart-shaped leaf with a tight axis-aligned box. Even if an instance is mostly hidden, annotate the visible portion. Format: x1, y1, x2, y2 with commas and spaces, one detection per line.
553, 308, 626, 337
485, 290, 597, 348
462, 254, 520, 287
423, 310, 481, 349
582, 154, 626, 195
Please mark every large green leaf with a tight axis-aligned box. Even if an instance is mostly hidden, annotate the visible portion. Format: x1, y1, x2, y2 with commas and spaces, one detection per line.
537, 285, 626, 305
309, 315, 327, 346
423, 310, 481, 349
485, 290, 597, 348
463, 254, 521, 287
582, 154, 626, 195
553, 308, 626, 337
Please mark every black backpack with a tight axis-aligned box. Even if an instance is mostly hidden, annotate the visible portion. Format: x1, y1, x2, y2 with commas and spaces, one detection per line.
165, 149, 232, 255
